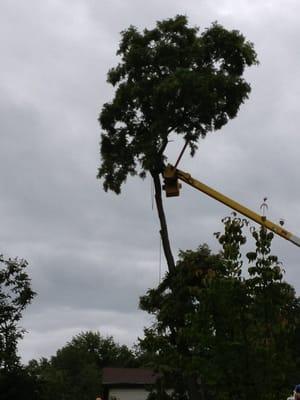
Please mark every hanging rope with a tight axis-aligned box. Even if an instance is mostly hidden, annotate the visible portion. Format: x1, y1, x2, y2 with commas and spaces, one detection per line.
159, 235, 162, 283
151, 178, 154, 210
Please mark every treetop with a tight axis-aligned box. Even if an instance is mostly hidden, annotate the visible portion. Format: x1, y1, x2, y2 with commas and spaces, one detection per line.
98, 15, 258, 193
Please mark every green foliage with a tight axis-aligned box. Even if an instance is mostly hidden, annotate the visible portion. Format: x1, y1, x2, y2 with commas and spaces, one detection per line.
0, 255, 36, 371
98, 15, 258, 193
28, 331, 138, 400
140, 243, 247, 399
0, 366, 40, 400
244, 226, 299, 399
139, 218, 300, 400
0, 254, 36, 399
214, 213, 248, 276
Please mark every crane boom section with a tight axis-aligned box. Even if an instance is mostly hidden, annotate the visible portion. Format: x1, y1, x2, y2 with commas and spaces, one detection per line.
175, 168, 300, 248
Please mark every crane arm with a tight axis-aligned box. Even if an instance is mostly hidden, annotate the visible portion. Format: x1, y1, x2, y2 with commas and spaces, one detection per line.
163, 165, 300, 247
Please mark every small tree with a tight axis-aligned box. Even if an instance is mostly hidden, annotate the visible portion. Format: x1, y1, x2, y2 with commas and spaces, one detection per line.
0, 254, 36, 400
245, 226, 300, 399
0, 255, 36, 372
98, 15, 258, 273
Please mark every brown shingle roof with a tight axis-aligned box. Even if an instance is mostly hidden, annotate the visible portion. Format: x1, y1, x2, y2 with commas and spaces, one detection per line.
102, 368, 158, 385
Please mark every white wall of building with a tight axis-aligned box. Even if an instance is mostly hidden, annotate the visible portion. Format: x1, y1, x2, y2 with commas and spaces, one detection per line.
109, 388, 149, 400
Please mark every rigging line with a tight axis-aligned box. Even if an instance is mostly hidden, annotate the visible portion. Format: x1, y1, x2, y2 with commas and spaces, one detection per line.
159, 235, 162, 284
151, 178, 154, 210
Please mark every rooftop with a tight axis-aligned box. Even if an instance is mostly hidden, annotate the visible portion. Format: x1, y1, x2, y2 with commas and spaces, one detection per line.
102, 367, 158, 385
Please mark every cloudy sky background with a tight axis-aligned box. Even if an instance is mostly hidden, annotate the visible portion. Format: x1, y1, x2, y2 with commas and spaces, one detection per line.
1, 0, 300, 362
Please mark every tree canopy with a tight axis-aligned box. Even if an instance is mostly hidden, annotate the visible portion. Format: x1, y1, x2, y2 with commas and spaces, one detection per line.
139, 217, 300, 400
98, 15, 258, 193
27, 331, 139, 400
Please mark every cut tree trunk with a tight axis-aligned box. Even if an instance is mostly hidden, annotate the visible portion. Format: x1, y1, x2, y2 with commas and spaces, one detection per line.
151, 171, 175, 272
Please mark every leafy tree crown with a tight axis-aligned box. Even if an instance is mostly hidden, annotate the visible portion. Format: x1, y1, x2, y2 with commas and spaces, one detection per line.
98, 15, 258, 193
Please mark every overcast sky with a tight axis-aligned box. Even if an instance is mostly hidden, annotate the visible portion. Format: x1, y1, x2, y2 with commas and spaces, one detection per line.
1, 0, 300, 363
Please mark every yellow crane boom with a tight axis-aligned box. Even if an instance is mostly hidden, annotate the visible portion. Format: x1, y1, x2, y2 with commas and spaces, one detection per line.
163, 164, 300, 248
